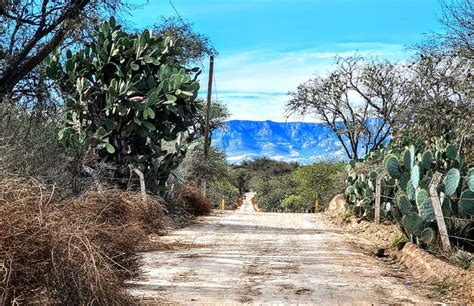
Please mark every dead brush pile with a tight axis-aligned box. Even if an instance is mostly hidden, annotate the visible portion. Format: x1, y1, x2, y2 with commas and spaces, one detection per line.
0, 175, 170, 304
178, 185, 212, 216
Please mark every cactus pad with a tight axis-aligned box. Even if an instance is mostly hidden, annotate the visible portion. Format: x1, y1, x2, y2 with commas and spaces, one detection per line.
420, 228, 436, 245
445, 144, 458, 160
403, 148, 413, 170
406, 180, 416, 201
411, 164, 420, 189
416, 189, 435, 222
345, 186, 354, 195
384, 154, 401, 179
459, 190, 474, 217
440, 193, 453, 217
443, 168, 460, 196
422, 151, 432, 169
397, 193, 414, 215
402, 212, 424, 237
467, 168, 474, 192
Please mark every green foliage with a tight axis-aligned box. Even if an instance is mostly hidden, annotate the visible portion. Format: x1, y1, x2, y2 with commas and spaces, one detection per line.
47, 18, 201, 192
292, 162, 346, 207
237, 159, 345, 213
281, 195, 306, 212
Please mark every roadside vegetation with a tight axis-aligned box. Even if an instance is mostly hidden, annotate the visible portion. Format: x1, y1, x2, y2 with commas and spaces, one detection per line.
232, 158, 346, 212
286, 0, 473, 266
0, 0, 472, 303
0, 2, 234, 302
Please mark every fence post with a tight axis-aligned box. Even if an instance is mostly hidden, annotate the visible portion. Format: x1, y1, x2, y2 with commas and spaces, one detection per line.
429, 172, 451, 252
375, 170, 387, 225
221, 196, 225, 211
314, 194, 319, 213
132, 168, 146, 201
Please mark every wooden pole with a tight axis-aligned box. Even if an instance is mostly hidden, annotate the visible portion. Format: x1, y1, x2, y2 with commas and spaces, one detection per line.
132, 168, 146, 201
375, 170, 387, 225
429, 172, 451, 252
203, 55, 214, 158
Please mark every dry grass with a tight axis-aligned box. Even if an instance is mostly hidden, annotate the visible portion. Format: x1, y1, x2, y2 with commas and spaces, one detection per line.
178, 185, 212, 216
0, 175, 170, 304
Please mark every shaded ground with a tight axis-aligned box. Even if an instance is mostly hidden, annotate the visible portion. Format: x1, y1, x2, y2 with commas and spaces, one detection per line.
129, 193, 431, 304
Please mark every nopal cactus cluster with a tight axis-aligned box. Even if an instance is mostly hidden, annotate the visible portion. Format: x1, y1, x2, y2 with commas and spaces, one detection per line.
345, 161, 391, 219
345, 137, 473, 249
46, 17, 201, 192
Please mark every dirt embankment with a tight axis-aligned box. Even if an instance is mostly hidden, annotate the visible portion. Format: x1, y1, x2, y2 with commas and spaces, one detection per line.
323, 199, 473, 304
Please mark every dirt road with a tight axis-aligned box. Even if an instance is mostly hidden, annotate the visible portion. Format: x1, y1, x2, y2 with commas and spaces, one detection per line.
130, 193, 430, 304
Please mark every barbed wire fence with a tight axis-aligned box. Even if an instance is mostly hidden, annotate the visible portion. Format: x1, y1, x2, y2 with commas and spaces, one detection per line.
373, 170, 474, 254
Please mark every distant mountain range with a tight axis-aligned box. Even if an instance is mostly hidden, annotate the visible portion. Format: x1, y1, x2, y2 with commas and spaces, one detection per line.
211, 120, 348, 164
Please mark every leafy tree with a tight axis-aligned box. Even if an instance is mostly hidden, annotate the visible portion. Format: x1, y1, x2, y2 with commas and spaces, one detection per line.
47, 18, 201, 192
188, 100, 230, 145
287, 57, 405, 160
281, 195, 306, 212
292, 162, 345, 207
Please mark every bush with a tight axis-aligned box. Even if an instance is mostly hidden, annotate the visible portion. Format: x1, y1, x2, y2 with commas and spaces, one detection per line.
178, 185, 212, 216
281, 195, 307, 212
0, 175, 169, 304
292, 162, 346, 208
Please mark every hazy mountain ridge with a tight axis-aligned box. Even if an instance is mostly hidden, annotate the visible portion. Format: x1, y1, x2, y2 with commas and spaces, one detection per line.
211, 120, 346, 164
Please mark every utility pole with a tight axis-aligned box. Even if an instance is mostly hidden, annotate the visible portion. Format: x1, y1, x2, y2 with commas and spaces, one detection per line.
203, 55, 214, 158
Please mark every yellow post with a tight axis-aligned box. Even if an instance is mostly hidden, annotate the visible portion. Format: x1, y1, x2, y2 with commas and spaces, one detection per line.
314, 194, 319, 213
221, 196, 225, 211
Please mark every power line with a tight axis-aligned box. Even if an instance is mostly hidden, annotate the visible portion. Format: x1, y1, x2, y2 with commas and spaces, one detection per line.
168, 0, 187, 29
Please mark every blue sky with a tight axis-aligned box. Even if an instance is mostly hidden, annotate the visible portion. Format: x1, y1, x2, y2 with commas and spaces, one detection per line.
127, 0, 443, 122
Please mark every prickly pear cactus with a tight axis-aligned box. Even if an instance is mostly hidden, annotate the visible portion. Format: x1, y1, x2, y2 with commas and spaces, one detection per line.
384, 154, 401, 179
459, 190, 474, 217
445, 144, 458, 160
411, 164, 421, 189
443, 168, 460, 196
402, 212, 424, 237
416, 189, 435, 222
420, 228, 436, 245
467, 168, 474, 192
397, 193, 414, 215
421, 151, 432, 169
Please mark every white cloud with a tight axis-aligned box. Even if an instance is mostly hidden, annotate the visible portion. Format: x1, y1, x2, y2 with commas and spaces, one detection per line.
199, 43, 411, 122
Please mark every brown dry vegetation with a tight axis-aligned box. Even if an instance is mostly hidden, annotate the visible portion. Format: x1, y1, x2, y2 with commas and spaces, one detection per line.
177, 185, 212, 216
0, 175, 170, 304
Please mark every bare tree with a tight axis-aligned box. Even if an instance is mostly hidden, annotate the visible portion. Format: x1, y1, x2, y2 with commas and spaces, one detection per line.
0, 0, 126, 103
153, 17, 216, 65
398, 0, 474, 157
287, 57, 406, 160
